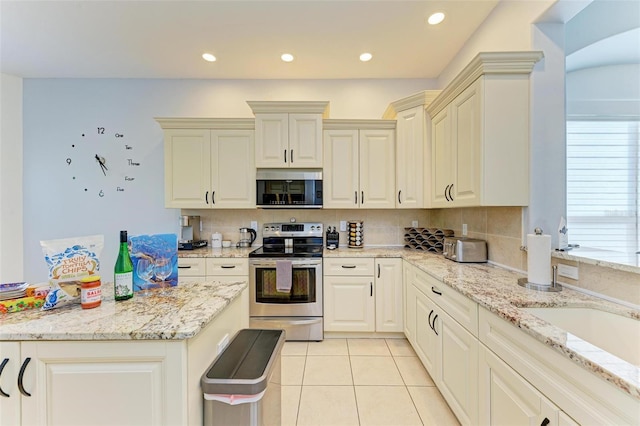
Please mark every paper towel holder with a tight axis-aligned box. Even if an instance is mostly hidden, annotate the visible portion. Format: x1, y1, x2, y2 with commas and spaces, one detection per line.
517, 265, 562, 292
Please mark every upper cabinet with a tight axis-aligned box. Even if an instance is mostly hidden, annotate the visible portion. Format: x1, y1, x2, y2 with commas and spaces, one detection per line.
248, 101, 329, 168
425, 51, 544, 208
383, 91, 440, 209
323, 120, 396, 209
156, 118, 256, 209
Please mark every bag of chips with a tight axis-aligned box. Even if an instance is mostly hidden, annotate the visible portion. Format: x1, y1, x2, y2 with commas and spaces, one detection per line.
40, 235, 104, 310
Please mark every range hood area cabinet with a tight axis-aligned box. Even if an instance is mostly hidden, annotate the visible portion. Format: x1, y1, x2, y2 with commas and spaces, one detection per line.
383, 90, 441, 209
323, 120, 396, 209
248, 101, 329, 168
425, 51, 544, 208
156, 118, 256, 209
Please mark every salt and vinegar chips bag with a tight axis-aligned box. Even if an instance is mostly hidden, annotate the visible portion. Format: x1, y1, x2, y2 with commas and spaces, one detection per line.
40, 235, 104, 310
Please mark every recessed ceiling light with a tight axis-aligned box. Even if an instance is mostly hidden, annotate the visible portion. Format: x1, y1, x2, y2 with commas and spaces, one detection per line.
360, 52, 373, 62
281, 53, 294, 62
202, 53, 216, 62
427, 12, 445, 25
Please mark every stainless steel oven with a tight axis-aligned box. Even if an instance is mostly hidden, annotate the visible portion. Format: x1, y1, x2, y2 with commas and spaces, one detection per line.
249, 222, 324, 341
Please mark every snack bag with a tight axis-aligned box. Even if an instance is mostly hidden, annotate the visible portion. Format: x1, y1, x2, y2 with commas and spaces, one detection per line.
40, 235, 104, 310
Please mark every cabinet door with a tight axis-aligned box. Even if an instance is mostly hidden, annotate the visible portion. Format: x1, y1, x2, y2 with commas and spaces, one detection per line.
375, 259, 403, 332
0, 342, 21, 426
396, 106, 425, 208
20, 341, 184, 426
360, 129, 396, 208
436, 311, 479, 426
414, 288, 438, 376
323, 129, 360, 208
324, 276, 375, 332
402, 262, 416, 343
289, 113, 322, 167
431, 108, 452, 207
479, 345, 560, 426
211, 130, 256, 208
255, 113, 288, 167
450, 80, 481, 206
164, 129, 211, 208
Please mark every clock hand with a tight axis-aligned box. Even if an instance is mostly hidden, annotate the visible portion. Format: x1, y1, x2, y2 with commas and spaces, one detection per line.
95, 154, 108, 176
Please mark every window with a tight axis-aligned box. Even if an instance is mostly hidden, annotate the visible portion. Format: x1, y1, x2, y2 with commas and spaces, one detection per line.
566, 120, 639, 261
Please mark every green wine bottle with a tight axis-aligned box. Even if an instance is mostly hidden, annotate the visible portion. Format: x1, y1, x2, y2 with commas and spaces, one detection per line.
114, 230, 134, 301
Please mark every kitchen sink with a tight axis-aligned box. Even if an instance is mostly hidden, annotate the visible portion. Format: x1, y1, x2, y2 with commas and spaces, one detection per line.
522, 307, 640, 367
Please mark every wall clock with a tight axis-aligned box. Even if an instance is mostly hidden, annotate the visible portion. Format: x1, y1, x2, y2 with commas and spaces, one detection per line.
66, 126, 141, 197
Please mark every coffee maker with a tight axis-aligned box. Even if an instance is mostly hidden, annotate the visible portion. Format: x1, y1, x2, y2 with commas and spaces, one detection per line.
178, 215, 208, 250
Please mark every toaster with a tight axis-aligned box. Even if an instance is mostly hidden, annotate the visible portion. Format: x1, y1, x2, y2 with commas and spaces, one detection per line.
442, 237, 488, 263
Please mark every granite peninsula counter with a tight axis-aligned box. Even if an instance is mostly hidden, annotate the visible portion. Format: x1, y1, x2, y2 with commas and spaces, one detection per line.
0, 280, 247, 340
325, 246, 640, 403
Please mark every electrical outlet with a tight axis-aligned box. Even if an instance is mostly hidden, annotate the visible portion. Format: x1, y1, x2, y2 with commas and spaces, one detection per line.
557, 264, 579, 280
250, 220, 258, 230
339, 221, 347, 232
411, 220, 419, 227
462, 224, 468, 236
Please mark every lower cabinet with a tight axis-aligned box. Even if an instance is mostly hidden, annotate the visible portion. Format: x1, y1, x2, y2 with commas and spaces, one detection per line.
0, 289, 247, 426
178, 258, 249, 285
324, 257, 403, 333
479, 343, 565, 426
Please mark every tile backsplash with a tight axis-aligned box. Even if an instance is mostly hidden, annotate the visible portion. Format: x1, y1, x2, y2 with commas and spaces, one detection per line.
183, 206, 638, 306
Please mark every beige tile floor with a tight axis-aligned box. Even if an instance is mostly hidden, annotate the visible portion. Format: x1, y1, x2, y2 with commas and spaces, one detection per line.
280, 338, 460, 426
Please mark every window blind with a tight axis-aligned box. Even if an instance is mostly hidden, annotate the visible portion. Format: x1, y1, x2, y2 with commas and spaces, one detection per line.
566, 120, 639, 254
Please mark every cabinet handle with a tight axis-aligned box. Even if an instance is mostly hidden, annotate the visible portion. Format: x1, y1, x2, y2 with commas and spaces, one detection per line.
284, 150, 287, 163
18, 357, 31, 397
431, 286, 442, 296
355, 191, 358, 205
0, 358, 10, 397
177, 265, 191, 269
290, 149, 293, 163
428, 310, 434, 331
398, 190, 402, 204
432, 314, 439, 335
361, 191, 364, 204
220, 265, 236, 269
212, 191, 215, 204
341, 265, 357, 269
444, 185, 450, 202
370, 282, 373, 297
448, 184, 453, 202
540, 418, 550, 426
205, 191, 209, 204
377, 264, 380, 278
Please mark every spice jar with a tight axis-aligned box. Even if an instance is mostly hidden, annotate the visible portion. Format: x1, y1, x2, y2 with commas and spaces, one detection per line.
80, 275, 102, 309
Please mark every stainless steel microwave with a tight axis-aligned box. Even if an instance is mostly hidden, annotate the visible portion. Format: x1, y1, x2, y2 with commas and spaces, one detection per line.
256, 169, 323, 208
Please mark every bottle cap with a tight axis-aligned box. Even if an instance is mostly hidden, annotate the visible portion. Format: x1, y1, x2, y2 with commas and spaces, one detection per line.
80, 275, 101, 283
120, 230, 128, 242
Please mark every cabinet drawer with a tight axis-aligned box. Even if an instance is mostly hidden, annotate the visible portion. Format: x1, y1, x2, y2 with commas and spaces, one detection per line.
413, 266, 478, 336
206, 258, 248, 276
324, 258, 374, 276
177, 258, 206, 277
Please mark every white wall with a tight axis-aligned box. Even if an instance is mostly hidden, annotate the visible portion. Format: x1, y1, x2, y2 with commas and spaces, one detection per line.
22, 78, 434, 282
0, 73, 24, 282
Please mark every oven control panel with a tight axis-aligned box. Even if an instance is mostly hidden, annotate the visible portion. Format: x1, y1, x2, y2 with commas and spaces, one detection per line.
263, 222, 323, 237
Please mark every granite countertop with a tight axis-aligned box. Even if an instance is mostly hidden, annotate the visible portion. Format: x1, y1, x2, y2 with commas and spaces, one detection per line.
0, 280, 246, 341
178, 246, 256, 258
325, 246, 640, 400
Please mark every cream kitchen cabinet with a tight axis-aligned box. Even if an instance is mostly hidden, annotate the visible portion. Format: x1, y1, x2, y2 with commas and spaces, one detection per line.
323, 120, 396, 209
323, 257, 402, 333
248, 101, 329, 168
407, 265, 479, 426
402, 261, 416, 342
425, 51, 543, 208
479, 344, 570, 426
157, 118, 256, 209
382, 91, 440, 209
178, 258, 249, 285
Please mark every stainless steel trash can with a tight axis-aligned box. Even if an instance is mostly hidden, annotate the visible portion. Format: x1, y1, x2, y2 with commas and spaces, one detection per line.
201, 329, 285, 426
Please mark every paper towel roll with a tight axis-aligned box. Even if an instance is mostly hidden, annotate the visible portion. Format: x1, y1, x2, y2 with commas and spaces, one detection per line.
527, 233, 551, 285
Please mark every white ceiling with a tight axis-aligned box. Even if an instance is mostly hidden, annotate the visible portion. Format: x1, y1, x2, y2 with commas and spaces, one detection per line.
0, 0, 500, 79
